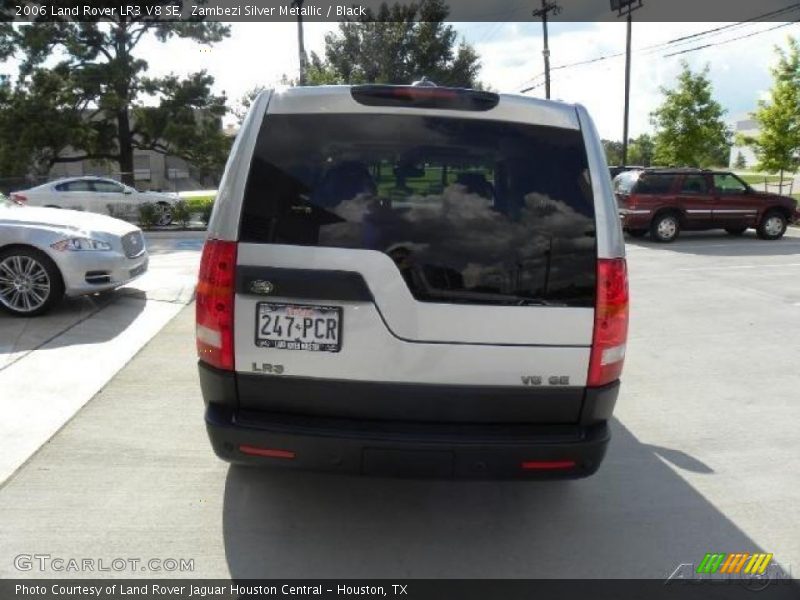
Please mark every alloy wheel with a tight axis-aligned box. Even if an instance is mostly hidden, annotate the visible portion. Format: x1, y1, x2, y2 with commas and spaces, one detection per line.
0, 254, 51, 313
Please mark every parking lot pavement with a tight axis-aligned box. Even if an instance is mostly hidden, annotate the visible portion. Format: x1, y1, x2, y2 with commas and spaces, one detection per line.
0, 230, 799, 579
0, 231, 204, 484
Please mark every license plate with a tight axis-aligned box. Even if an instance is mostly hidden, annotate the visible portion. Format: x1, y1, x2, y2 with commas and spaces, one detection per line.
255, 302, 342, 352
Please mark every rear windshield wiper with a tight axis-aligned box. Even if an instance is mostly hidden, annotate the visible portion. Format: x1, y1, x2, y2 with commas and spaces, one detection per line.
419, 288, 566, 307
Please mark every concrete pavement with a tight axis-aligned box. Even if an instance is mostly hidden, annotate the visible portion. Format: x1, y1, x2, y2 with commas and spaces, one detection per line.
0, 232, 203, 484
0, 230, 798, 579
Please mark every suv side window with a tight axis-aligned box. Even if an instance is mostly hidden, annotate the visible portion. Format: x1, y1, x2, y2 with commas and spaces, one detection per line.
679, 174, 708, 195
714, 173, 748, 195
633, 174, 674, 194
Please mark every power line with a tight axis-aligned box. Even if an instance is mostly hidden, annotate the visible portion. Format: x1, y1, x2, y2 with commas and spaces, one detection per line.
518, 2, 800, 92
663, 20, 799, 58
519, 19, 800, 94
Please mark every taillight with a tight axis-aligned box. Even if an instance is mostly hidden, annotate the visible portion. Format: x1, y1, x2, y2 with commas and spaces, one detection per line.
587, 258, 629, 387
196, 240, 237, 371
11, 193, 27, 204
351, 85, 499, 111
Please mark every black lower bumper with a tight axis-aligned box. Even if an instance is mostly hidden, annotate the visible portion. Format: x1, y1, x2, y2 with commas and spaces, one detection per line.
200, 363, 617, 480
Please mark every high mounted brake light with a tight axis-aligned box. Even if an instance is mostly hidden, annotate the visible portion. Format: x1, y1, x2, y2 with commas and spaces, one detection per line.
196, 240, 237, 371
587, 258, 629, 387
351, 85, 499, 111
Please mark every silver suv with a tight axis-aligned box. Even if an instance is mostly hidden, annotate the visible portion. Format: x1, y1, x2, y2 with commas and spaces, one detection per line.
196, 84, 628, 479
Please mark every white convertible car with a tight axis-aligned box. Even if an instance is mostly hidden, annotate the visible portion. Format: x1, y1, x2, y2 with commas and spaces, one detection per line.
0, 194, 148, 316
11, 176, 179, 226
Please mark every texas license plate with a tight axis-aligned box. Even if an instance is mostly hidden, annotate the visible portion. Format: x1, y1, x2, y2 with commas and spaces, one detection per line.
255, 303, 342, 352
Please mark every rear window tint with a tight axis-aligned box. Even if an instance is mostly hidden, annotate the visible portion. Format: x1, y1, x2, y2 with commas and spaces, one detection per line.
680, 175, 708, 194
634, 174, 674, 194
240, 113, 597, 307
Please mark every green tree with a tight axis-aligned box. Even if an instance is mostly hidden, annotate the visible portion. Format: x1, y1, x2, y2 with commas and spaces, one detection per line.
734, 151, 747, 170
651, 62, 731, 168
232, 85, 267, 125
628, 133, 655, 167
1, 2, 231, 184
312, 0, 482, 88
742, 37, 800, 187
602, 139, 623, 165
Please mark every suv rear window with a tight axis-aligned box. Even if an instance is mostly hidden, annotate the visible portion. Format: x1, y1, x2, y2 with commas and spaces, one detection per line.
240, 113, 597, 307
633, 173, 674, 194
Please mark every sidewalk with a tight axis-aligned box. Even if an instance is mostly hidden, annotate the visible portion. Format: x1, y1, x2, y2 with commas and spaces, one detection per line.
0, 305, 232, 578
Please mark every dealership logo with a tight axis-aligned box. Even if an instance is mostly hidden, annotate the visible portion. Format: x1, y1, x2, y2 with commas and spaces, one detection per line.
666, 552, 791, 591
696, 552, 773, 575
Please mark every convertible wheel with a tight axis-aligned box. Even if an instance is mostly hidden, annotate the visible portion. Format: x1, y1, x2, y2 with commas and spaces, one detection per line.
154, 201, 173, 227
0, 247, 64, 316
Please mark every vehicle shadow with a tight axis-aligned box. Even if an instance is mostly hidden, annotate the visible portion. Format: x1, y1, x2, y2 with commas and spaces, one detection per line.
221, 419, 767, 578
625, 230, 800, 258
0, 289, 146, 367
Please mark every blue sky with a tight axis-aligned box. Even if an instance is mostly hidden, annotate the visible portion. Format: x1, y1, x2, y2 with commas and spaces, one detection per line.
132, 20, 798, 138
4, 20, 799, 139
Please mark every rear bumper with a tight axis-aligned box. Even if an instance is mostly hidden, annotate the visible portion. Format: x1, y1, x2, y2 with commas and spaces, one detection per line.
618, 209, 651, 230
200, 363, 618, 480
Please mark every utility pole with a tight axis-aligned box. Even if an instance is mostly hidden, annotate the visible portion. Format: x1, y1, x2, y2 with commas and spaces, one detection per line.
533, 0, 561, 100
611, 0, 643, 166
292, 0, 307, 85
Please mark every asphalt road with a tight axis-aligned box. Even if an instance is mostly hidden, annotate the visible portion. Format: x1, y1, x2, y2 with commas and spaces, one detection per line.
0, 230, 799, 579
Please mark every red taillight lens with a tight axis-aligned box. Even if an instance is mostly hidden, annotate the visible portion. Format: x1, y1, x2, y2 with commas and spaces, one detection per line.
196, 240, 237, 371
239, 445, 296, 460
351, 85, 499, 111
521, 460, 576, 471
587, 258, 629, 387
11, 193, 27, 204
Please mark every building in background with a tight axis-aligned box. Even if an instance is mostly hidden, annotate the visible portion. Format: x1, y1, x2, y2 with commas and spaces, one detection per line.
47, 150, 202, 192
729, 118, 760, 169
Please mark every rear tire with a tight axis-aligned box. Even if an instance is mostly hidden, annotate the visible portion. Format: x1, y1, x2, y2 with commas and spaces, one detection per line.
725, 227, 747, 236
650, 212, 680, 243
0, 247, 64, 316
626, 229, 648, 238
756, 211, 787, 240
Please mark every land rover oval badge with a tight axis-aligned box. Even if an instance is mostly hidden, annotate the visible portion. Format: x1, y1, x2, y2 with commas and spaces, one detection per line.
250, 280, 274, 295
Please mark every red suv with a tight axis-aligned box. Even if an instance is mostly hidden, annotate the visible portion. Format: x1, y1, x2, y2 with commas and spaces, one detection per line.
614, 169, 800, 243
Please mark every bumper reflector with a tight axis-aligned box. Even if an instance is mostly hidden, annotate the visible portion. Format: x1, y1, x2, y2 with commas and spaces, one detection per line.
239, 445, 296, 460
521, 460, 576, 471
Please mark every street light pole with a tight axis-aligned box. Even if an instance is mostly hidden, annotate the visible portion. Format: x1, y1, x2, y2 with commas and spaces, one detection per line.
622, 11, 632, 165
292, 0, 307, 85
533, 0, 561, 100
611, 0, 642, 166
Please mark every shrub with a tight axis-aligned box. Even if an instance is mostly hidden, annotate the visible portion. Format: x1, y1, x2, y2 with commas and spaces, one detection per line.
137, 202, 158, 230
200, 201, 214, 226
171, 200, 192, 229
106, 203, 128, 221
